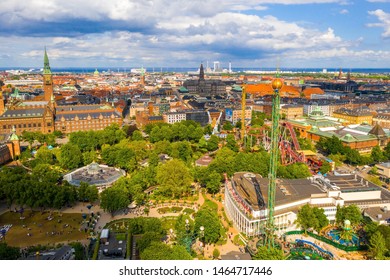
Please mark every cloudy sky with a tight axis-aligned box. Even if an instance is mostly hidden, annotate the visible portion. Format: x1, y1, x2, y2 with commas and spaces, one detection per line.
0, 0, 390, 68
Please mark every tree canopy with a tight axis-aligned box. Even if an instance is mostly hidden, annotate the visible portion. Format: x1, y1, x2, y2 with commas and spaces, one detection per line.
156, 159, 193, 198
253, 246, 285, 260
140, 242, 192, 260
0, 243, 21, 260
194, 201, 223, 244
296, 204, 329, 232
59, 143, 83, 170
100, 185, 130, 215
335, 205, 362, 226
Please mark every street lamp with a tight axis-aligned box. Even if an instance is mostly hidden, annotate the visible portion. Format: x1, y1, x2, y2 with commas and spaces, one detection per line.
199, 226, 205, 245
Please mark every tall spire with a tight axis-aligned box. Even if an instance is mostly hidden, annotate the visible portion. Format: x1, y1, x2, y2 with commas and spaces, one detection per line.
199, 63, 205, 80
43, 47, 52, 75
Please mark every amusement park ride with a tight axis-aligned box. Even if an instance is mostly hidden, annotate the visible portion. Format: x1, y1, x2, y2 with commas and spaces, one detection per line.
264, 76, 283, 248
240, 74, 321, 249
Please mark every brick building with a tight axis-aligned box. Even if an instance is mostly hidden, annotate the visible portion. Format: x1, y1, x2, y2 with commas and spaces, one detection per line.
0, 50, 122, 135
0, 128, 21, 165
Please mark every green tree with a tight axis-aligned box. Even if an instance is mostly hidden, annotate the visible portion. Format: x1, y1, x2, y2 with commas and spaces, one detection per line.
156, 159, 193, 198
132, 130, 144, 141
328, 153, 346, 167
171, 141, 193, 162
140, 242, 192, 260
226, 134, 238, 152
82, 150, 97, 165
371, 145, 385, 163
316, 136, 345, 155
198, 137, 208, 152
32, 164, 61, 184
336, 205, 362, 226
319, 160, 331, 174
344, 147, 362, 165
101, 145, 137, 171
212, 248, 220, 259
71, 242, 85, 260
377, 225, 390, 254
384, 142, 390, 159
222, 121, 233, 131
295, 204, 318, 233
207, 135, 220, 151
0, 243, 21, 260
148, 151, 160, 168
100, 185, 130, 215
35, 146, 55, 164
194, 205, 223, 244
208, 147, 236, 176
364, 221, 379, 240
204, 124, 213, 135
59, 143, 83, 170
253, 246, 285, 260
369, 231, 388, 260
313, 207, 329, 232
137, 232, 164, 252
205, 171, 222, 194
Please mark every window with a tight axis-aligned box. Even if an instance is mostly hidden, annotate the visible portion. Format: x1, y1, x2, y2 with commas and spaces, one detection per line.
33, 123, 36, 127
18, 124, 21, 128
47, 122, 52, 127
38, 123, 41, 127
28, 124, 31, 128
3, 125, 6, 129
23, 124, 26, 128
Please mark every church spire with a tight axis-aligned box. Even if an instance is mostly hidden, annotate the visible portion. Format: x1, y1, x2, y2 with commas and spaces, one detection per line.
199, 63, 205, 80
43, 47, 52, 75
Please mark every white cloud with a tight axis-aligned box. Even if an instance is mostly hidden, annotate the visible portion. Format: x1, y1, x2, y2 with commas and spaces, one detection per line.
0, 0, 352, 25
339, 9, 349, 14
368, 9, 390, 38
367, 0, 390, 3
0, 0, 388, 67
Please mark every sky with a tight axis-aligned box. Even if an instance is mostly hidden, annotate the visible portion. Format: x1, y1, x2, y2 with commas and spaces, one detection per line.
0, 0, 390, 68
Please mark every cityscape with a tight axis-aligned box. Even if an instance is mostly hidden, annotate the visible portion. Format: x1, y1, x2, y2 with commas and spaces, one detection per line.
0, 0, 390, 262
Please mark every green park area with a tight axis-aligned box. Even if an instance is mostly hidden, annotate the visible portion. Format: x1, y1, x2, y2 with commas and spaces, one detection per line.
0, 210, 88, 247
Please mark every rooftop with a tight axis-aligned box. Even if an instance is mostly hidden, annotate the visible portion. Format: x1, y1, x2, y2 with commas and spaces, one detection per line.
0, 108, 46, 119
231, 172, 323, 211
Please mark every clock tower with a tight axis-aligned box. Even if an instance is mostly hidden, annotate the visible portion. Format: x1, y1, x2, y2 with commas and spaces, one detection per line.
43, 48, 54, 102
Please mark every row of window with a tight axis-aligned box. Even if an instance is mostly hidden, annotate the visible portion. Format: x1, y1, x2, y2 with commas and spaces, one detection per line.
3, 123, 42, 129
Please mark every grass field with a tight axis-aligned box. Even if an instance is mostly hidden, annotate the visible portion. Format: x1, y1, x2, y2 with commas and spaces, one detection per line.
0, 210, 89, 247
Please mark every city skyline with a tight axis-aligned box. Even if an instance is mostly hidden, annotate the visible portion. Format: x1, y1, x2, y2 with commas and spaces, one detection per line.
0, 0, 390, 68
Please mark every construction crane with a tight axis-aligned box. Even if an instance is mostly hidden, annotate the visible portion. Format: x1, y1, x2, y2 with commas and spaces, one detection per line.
265, 76, 283, 249
241, 84, 246, 141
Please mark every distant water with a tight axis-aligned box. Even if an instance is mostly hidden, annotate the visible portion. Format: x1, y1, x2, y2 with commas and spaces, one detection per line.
1, 67, 390, 74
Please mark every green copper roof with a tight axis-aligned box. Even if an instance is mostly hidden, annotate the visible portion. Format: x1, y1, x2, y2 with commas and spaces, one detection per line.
9, 126, 19, 141
178, 86, 189, 92
43, 48, 52, 75
9, 133, 19, 141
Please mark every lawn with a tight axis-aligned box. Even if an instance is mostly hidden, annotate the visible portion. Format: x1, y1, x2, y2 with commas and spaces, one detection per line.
0, 210, 89, 248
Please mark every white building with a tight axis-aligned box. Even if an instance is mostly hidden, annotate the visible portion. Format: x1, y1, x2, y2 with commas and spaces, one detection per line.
224, 172, 390, 237
163, 112, 186, 124
303, 104, 330, 116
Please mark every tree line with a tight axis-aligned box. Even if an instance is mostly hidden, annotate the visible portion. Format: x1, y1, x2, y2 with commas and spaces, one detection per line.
0, 166, 97, 210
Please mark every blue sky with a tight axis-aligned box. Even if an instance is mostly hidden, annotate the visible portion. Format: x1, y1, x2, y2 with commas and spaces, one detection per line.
0, 0, 389, 68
